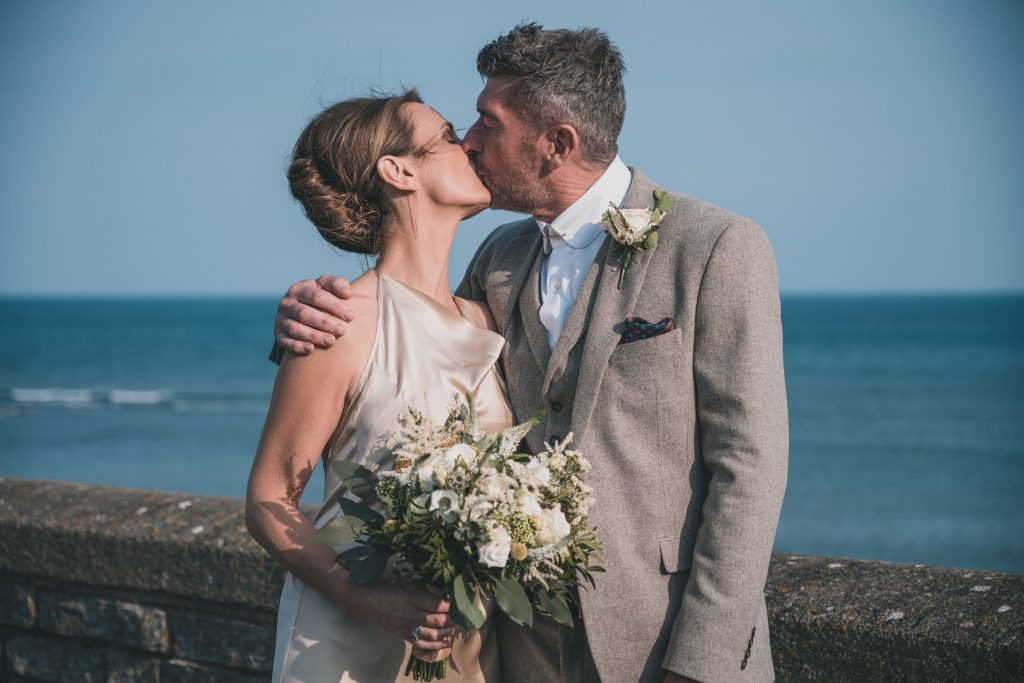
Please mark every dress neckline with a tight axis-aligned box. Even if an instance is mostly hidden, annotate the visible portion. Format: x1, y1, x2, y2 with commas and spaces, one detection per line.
374, 269, 489, 332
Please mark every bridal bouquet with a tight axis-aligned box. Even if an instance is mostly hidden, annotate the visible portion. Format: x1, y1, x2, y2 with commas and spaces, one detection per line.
311, 396, 602, 681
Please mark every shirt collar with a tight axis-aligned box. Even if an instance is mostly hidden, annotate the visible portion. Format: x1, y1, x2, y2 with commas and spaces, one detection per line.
535, 156, 632, 250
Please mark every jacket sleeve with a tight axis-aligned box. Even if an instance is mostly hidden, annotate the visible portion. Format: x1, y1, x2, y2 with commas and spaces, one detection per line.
454, 230, 497, 302
663, 220, 788, 682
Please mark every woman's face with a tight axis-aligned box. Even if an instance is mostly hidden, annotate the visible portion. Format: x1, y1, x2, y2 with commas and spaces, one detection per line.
403, 103, 491, 217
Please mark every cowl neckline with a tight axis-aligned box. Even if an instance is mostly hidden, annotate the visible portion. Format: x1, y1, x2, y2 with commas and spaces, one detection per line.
373, 270, 506, 392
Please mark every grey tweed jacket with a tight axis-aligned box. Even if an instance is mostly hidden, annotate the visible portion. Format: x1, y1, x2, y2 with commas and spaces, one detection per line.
455, 169, 788, 683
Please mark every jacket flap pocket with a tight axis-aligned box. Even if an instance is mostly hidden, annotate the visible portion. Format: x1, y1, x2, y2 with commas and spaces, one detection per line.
659, 531, 697, 574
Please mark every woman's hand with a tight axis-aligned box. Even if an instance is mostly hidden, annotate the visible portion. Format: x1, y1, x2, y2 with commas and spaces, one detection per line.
344, 580, 458, 652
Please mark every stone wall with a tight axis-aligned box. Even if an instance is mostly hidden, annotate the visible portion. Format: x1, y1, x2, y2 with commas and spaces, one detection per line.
1, 478, 1021, 682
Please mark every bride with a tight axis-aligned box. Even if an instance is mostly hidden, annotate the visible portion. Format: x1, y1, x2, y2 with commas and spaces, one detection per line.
246, 90, 510, 682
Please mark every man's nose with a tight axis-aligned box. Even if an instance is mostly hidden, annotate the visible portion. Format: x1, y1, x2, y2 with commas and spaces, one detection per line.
461, 123, 482, 155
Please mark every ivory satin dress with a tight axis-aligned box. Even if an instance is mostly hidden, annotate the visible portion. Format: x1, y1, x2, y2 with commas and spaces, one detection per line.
272, 271, 512, 683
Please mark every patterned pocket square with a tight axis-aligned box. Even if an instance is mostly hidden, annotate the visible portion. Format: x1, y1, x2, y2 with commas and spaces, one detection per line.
620, 316, 676, 344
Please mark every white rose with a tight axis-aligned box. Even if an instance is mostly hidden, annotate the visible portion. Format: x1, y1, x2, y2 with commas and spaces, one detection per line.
477, 524, 512, 568
521, 460, 551, 488
603, 208, 660, 246
461, 494, 494, 523
515, 492, 543, 518
534, 507, 571, 546
477, 468, 515, 502
444, 443, 477, 468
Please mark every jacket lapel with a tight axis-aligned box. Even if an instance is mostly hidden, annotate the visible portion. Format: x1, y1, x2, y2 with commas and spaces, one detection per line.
571, 169, 660, 438
517, 243, 552, 375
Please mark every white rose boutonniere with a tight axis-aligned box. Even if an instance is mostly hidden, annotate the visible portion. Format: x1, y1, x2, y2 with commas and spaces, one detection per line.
600, 188, 672, 289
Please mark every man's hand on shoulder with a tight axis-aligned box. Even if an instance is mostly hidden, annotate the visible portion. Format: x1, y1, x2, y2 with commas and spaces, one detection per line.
663, 672, 700, 683
274, 274, 355, 354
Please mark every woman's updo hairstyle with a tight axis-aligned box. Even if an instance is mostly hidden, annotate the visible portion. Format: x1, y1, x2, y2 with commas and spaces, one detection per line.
287, 90, 423, 255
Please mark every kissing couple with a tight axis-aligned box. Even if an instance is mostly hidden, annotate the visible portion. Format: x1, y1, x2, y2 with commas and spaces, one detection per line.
246, 22, 788, 683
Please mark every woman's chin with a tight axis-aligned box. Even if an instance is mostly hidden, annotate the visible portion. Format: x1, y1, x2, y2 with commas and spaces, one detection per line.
462, 203, 490, 220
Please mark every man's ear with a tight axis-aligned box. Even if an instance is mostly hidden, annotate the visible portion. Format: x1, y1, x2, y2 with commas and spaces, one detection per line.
377, 155, 418, 192
544, 124, 580, 170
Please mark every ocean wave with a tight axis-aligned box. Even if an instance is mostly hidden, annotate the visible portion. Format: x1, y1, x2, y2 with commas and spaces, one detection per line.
2, 387, 267, 415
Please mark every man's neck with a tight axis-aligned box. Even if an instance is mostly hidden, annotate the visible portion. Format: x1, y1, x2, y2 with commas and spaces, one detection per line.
532, 162, 611, 224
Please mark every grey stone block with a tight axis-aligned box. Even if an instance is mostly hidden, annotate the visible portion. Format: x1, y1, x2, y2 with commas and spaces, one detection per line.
5, 636, 159, 683
0, 479, 294, 611
168, 612, 275, 671
161, 659, 270, 683
37, 592, 168, 653
6, 635, 107, 683
106, 651, 159, 683
0, 583, 37, 628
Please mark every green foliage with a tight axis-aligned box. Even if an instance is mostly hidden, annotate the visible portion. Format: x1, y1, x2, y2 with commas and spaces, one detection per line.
536, 588, 574, 627
450, 574, 486, 631
494, 577, 533, 627
309, 516, 364, 546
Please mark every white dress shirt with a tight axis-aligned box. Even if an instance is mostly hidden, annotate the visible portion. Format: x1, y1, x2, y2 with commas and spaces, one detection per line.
536, 156, 632, 348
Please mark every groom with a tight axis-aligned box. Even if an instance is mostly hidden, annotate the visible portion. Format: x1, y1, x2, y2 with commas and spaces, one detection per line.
272, 24, 787, 683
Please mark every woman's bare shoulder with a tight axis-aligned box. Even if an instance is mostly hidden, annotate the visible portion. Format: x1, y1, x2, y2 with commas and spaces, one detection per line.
279, 271, 379, 395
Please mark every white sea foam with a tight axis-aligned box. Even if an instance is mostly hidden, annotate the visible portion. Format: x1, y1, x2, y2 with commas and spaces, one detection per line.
109, 390, 172, 405
11, 388, 96, 404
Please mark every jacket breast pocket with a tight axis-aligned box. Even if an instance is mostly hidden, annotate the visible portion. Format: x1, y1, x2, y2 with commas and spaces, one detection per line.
659, 530, 697, 574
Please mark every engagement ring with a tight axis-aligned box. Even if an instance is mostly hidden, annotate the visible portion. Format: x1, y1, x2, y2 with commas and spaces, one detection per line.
409, 625, 422, 644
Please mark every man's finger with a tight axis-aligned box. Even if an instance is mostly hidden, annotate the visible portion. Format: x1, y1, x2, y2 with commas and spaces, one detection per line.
317, 274, 354, 300
280, 319, 336, 348
295, 288, 354, 325
275, 333, 314, 355
286, 301, 347, 340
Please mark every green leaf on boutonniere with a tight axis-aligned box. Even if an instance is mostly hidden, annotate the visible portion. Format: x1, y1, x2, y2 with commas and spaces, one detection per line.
643, 229, 659, 250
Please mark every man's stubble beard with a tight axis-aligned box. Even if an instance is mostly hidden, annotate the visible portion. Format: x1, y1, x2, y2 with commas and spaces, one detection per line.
481, 142, 555, 216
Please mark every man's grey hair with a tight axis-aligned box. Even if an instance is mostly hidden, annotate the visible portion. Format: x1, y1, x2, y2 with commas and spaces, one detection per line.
476, 23, 626, 166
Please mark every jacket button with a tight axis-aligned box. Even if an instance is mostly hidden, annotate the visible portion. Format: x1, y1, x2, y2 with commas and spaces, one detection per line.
551, 401, 563, 412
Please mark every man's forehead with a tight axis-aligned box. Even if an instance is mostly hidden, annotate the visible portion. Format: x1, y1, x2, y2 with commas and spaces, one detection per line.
476, 77, 515, 112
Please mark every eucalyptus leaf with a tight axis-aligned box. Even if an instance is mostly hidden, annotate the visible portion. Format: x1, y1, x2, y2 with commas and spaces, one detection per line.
309, 516, 364, 546
643, 230, 659, 250
494, 578, 534, 627
331, 460, 379, 502
537, 589, 574, 627
337, 495, 384, 525
450, 574, 486, 631
335, 545, 373, 563
345, 552, 388, 584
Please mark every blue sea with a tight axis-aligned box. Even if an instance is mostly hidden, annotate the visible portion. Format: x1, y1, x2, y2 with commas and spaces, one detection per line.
1, 296, 1022, 573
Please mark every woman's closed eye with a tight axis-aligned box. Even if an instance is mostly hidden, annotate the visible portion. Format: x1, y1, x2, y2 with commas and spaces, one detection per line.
445, 124, 462, 145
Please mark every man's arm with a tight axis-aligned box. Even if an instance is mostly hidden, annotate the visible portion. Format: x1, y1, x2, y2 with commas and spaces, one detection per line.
269, 275, 356, 362
663, 220, 788, 682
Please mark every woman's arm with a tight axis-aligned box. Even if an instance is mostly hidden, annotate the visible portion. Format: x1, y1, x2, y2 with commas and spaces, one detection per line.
246, 296, 456, 649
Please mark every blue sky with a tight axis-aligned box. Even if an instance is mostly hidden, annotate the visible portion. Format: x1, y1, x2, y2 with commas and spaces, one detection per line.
1, 1, 1021, 295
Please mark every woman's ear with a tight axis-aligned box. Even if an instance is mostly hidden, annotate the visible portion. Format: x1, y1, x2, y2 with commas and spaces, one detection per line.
377, 155, 418, 192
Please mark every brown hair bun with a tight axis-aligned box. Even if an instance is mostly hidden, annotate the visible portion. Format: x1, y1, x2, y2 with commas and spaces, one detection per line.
287, 90, 422, 256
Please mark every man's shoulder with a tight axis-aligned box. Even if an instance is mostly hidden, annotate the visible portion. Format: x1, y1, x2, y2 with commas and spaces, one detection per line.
470, 215, 537, 263
630, 169, 767, 252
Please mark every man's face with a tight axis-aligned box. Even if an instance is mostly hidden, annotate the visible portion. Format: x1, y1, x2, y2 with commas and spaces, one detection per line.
461, 77, 553, 214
